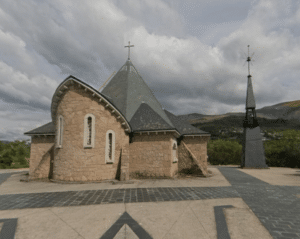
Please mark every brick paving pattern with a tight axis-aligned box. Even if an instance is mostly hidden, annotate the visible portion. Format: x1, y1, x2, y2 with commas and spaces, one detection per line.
1, 169, 300, 239
218, 167, 300, 239
0, 186, 239, 210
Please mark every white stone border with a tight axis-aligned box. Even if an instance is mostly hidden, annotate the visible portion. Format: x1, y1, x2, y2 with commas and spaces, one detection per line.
51, 76, 131, 134
57, 115, 64, 148
105, 130, 115, 164
83, 113, 95, 148
171, 137, 178, 162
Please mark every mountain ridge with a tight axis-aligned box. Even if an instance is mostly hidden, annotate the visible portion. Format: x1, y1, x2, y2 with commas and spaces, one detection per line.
177, 100, 300, 124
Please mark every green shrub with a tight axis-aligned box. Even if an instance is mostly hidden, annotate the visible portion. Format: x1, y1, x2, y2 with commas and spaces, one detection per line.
208, 139, 242, 165
0, 140, 30, 169
264, 129, 300, 168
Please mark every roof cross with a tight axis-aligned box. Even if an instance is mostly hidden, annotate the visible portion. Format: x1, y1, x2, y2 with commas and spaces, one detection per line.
124, 41, 134, 60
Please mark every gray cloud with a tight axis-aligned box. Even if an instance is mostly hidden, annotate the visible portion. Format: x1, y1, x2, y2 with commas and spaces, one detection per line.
0, 0, 300, 141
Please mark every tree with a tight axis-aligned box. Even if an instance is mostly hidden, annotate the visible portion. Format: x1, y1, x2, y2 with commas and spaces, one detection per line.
264, 129, 300, 168
208, 139, 242, 165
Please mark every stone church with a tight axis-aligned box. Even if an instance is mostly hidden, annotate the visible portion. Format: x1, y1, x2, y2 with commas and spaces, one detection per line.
24, 50, 210, 182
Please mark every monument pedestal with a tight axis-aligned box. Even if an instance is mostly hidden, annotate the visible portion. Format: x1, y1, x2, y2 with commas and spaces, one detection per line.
241, 126, 268, 168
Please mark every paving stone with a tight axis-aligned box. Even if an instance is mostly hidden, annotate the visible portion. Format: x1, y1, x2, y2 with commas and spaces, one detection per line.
218, 167, 300, 239
1, 169, 300, 238
0, 186, 239, 211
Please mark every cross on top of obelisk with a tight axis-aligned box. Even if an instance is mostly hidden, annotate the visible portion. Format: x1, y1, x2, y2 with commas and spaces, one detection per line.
124, 41, 134, 60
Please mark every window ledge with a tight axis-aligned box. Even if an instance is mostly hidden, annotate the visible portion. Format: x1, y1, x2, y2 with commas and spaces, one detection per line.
84, 145, 93, 149
106, 162, 113, 164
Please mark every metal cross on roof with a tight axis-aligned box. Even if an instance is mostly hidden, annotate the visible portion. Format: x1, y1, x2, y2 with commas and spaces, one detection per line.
124, 41, 134, 60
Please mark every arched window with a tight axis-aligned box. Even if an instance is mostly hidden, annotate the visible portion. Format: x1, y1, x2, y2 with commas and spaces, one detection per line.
172, 139, 178, 162
84, 114, 95, 148
105, 130, 115, 163
57, 115, 64, 148
109, 133, 112, 160
87, 117, 92, 145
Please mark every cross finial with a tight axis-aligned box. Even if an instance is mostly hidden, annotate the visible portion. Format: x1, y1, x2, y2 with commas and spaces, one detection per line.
124, 41, 134, 60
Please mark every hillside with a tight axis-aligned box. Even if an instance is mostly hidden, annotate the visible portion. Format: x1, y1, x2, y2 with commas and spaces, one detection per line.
177, 100, 300, 125
192, 115, 300, 136
256, 100, 300, 120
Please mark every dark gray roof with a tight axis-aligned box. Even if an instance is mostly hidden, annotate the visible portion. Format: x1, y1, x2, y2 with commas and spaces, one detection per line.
101, 60, 174, 127
246, 75, 256, 109
164, 110, 210, 135
129, 103, 175, 131
24, 122, 55, 135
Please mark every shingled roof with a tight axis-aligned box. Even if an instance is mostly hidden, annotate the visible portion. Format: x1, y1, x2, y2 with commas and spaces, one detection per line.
24, 122, 55, 135
24, 59, 210, 136
129, 103, 175, 131
101, 59, 174, 127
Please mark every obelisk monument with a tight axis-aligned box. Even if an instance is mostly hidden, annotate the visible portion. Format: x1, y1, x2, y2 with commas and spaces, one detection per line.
241, 45, 268, 168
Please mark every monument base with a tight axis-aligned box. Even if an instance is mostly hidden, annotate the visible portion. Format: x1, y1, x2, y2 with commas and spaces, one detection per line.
241, 126, 268, 168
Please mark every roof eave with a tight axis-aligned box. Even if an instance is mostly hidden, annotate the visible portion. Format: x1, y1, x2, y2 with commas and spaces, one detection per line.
24, 133, 55, 136
182, 134, 211, 137
133, 129, 181, 137
51, 75, 132, 134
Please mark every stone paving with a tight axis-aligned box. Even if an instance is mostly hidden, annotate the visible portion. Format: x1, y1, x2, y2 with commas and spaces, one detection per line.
0, 186, 239, 210
218, 167, 300, 239
1, 167, 300, 239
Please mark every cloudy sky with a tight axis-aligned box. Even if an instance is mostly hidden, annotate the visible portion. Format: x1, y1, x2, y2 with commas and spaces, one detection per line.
1, 0, 300, 141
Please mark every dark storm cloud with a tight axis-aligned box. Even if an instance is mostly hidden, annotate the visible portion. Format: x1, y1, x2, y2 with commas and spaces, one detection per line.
1, 0, 300, 141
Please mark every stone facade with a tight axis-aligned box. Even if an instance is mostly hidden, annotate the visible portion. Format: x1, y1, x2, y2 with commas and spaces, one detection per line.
52, 84, 129, 182
27, 82, 210, 182
129, 133, 178, 178
178, 136, 209, 175
28, 129, 210, 181
29, 135, 55, 179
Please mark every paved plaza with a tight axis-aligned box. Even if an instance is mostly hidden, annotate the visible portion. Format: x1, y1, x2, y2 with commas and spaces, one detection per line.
0, 166, 299, 239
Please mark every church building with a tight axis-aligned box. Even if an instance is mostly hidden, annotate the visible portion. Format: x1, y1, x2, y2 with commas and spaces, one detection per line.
24, 46, 210, 182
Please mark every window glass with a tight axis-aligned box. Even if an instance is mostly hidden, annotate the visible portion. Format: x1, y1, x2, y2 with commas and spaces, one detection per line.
59, 116, 63, 146
87, 117, 92, 145
109, 133, 112, 159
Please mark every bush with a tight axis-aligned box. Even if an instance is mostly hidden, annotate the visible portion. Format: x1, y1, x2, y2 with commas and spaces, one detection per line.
0, 140, 30, 169
208, 139, 242, 165
264, 129, 300, 168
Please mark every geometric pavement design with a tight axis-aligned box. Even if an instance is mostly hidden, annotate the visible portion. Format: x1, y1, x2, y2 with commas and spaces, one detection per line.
0, 218, 18, 239
0, 167, 300, 239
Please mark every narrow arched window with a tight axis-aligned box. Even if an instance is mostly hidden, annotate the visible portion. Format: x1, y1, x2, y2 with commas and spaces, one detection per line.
105, 130, 115, 163
108, 133, 112, 160
87, 117, 92, 145
57, 115, 63, 148
84, 114, 95, 148
172, 139, 178, 162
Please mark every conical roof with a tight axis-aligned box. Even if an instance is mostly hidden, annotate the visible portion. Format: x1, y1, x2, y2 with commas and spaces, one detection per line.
246, 75, 256, 109
101, 59, 174, 127
130, 103, 174, 131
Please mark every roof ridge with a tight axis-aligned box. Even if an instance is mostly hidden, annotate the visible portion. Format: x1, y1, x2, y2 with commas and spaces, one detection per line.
129, 102, 175, 131
101, 59, 174, 127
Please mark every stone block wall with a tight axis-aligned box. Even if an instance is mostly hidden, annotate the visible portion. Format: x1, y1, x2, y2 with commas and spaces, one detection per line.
129, 133, 177, 178
120, 145, 130, 181
178, 136, 209, 175
170, 137, 179, 176
29, 135, 55, 179
53, 84, 129, 182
